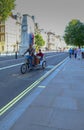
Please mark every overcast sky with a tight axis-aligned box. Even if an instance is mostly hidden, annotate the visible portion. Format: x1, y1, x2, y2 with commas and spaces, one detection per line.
15, 0, 84, 36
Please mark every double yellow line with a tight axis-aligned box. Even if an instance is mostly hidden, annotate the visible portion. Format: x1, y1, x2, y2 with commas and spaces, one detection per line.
0, 57, 68, 116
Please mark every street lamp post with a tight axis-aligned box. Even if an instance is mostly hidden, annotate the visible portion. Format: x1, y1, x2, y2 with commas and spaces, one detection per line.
15, 41, 19, 59
6, 32, 8, 53
15, 13, 21, 59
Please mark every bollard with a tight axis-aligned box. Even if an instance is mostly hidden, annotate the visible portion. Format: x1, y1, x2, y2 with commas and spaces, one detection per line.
15, 52, 17, 59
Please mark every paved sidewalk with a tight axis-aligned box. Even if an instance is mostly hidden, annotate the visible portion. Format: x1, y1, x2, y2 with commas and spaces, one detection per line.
2, 57, 84, 130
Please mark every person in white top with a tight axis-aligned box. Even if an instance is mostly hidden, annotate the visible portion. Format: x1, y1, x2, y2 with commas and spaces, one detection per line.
77, 47, 81, 59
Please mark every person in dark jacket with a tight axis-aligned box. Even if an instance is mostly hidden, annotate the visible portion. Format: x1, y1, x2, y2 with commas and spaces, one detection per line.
23, 44, 35, 68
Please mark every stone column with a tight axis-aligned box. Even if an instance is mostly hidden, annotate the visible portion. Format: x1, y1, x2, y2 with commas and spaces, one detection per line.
19, 14, 29, 54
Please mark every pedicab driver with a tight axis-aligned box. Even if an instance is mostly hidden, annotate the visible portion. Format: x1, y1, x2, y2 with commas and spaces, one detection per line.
23, 44, 35, 68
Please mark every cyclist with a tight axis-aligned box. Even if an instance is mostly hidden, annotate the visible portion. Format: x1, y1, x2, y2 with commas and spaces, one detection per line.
23, 44, 35, 69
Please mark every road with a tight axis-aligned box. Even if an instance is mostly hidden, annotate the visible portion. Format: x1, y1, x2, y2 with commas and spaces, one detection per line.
0, 52, 68, 115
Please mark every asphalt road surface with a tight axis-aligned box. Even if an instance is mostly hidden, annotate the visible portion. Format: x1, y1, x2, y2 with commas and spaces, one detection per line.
0, 52, 68, 115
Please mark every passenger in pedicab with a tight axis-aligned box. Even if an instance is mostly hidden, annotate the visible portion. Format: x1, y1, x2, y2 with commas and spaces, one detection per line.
35, 49, 44, 65
36, 49, 44, 60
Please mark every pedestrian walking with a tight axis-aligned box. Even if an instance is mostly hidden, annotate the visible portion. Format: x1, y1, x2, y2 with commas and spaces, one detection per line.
74, 48, 77, 59
77, 47, 81, 60
69, 48, 72, 58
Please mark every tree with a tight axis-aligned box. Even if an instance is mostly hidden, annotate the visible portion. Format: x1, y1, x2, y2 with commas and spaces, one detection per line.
35, 33, 45, 51
0, 0, 16, 21
63, 19, 84, 47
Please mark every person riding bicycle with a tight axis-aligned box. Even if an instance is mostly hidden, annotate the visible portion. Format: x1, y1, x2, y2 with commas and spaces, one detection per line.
23, 44, 35, 69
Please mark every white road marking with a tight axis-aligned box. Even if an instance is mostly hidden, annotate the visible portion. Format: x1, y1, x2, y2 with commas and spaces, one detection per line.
0, 63, 23, 70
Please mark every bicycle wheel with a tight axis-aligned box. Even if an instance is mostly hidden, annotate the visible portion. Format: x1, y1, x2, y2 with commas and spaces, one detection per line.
20, 64, 28, 74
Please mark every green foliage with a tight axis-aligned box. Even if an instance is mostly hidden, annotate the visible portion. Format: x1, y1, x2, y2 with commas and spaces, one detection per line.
0, 0, 16, 21
63, 19, 84, 47
35, 33, 45, 51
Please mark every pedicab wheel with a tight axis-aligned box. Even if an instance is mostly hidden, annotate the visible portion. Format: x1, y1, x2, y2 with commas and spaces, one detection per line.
42, 61, 46, 69
21, 64, 28, 74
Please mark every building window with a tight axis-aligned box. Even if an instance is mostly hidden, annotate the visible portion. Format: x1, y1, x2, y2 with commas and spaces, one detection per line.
0, 21, 5, 24
1, 35, 5, 41
2, 46, 4, 51
1, 27, 5, 33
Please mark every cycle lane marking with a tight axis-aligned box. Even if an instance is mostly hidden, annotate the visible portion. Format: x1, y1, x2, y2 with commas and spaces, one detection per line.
0, 57, 69, 116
